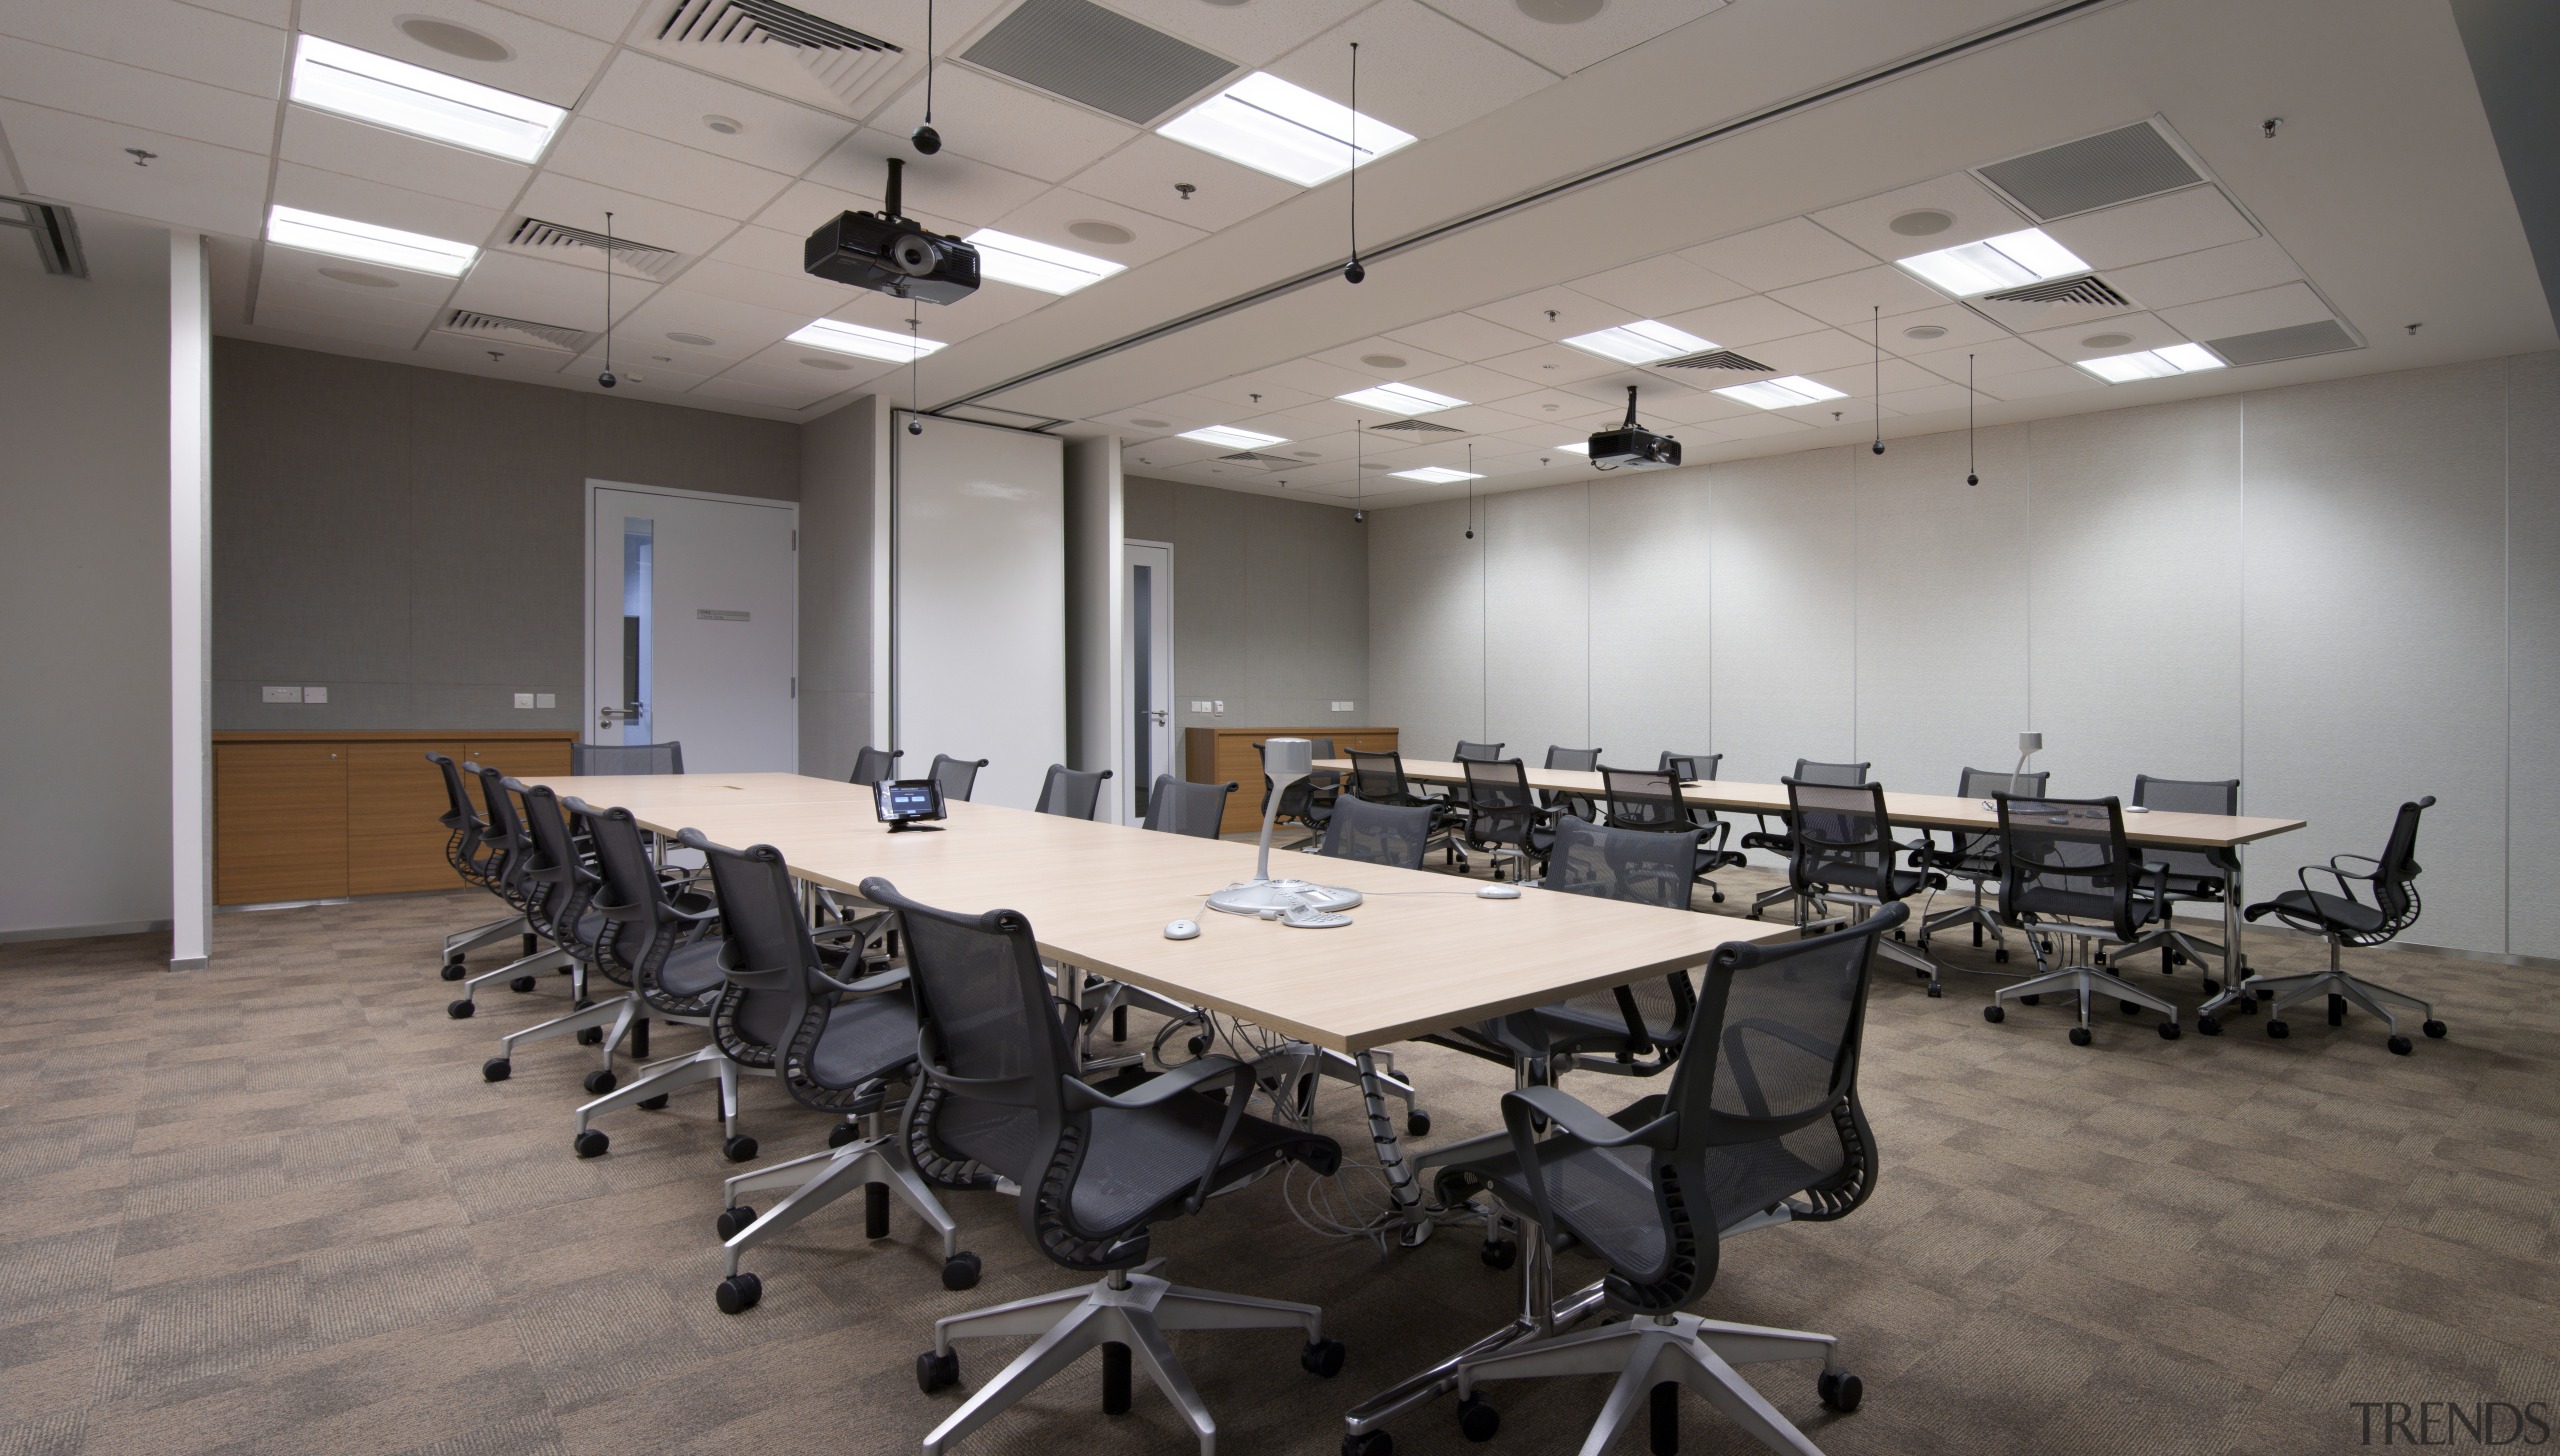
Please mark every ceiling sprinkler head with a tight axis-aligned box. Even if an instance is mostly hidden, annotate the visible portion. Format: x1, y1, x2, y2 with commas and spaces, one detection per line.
1175, 183, 1197, 201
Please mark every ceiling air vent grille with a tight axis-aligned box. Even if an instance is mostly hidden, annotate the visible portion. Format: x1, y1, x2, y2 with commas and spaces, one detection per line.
961, 0, 1236, 125
1983, 274, 2129, 309
1653, 349, 1772, 372
1368, 419, 1464, 434
509, 218, 682, 278
2204, 319, 2361, 367
660, 0, 901, 102
0, 195, 84, 276
442, 309, 590, 352
1215, 451, 1294, 470
1978, 121, 2204, 220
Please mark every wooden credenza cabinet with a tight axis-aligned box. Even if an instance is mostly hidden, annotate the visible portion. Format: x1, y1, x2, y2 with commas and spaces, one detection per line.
213, 730, 576, 904
1183, 725, 1399, 835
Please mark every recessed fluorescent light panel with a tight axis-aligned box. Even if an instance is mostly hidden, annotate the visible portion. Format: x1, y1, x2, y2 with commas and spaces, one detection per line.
1336, 382, 1464, 416
1389, 466, 1482, 483
265, 204, 477, 276
1157, 71, 1416, 187
787, 318, 947, 362
962, 229, 1126, 295
1179, 425, 1287, 449
2076, 342, 2226, 383
290, 34, 566, 163
1563, 319, 1715, 366
1554, 442, 1590, 455
1713, 375, 1849, 410
1895, 227, 2089, 297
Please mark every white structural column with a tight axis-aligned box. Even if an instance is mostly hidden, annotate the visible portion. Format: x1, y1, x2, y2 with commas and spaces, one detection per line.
1065, 435, 1126, 821
169, 232, 211, 970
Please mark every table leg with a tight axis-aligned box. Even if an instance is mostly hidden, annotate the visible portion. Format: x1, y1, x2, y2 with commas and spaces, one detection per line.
2199, 856, 2257, 1023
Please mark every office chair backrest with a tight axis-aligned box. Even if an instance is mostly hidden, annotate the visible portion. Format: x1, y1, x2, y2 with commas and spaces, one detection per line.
2369, 796, 2434, 933
428, 751, 482, 833
1599, 766, 1691, 835
1993, 794, 2146, 937
849, 746, 902, 787
929, 753, 988, 802
1454, 740, 1505, 762
469, 763, 533, 896
680, 830, 823, 1074
2131, 774, 2242, 881
1544, 746, 1602, 773
1345, 748, 1412, 801
1543, 815, 1698, 912
1783, 779, 1899, 896
1660, 752, 1721, 782
572, 741, 683, 775
1949, 767, 2048, 861
508, 778, 594, 948
1142, 775, 1234, 837
1461, 758, 1542, 849
571, 798, 715, 1014
1034, 764, 1112, 819
1318, 794, 1432, 869
1793, 758, 1870, 787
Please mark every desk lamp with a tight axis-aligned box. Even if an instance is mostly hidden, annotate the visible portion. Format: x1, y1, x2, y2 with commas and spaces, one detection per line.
1205, 737, 1363, 917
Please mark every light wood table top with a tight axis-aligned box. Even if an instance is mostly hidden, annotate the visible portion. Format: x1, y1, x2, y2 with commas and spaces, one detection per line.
529, 773, 1793, 1054
1320, 758, 2305, 850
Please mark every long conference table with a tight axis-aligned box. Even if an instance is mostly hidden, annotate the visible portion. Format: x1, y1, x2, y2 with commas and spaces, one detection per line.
529, 770, 1796, 1443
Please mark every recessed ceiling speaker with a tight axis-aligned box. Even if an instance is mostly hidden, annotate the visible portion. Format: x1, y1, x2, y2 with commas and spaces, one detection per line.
397, 16, 512, 62
1067, 219, 1134, 245
1516, 0, 1606, 21
319, 266, 397, 288
1361, 353, 1407, 369
667, 331, 716, 346
1889, 209, 1954, 236
2080, 331, 2134, 349
1903, 324, 1948, 340
703, 115, 743, 135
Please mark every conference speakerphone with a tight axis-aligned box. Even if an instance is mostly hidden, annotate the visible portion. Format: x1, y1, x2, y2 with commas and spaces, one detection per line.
875, 779, 947, 832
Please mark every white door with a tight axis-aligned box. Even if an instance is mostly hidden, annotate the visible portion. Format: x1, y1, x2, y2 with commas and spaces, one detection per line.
1126, 540, 1174, 821
588, 483, 798, 772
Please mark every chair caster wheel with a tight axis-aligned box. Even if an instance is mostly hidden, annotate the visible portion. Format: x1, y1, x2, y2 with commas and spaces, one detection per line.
2387, 1035, 2413, 1056
2423, 1019, 2447, 1039
1406, 1110, 1431, 1137
715, 1205, 757, 1240
942, 1251, 981, 1291
1892, 929, 1906, 942
481, 1057, 510, 1082
440, 960, 466, 982
2237, 993, 2259, 1014
1982, 1005, 2005, 1024
1926, 983, 1942, 998
1301, 1337, 1347, 1378
575, 1027, 604, 1046
2201, 978, 2220, 994
2197, 1014, 2222, 1036
1819, 1369, 1863, 1412
2158, 1021, 2180, 1040
2266, 1020, 2290, 1040
916, 1348, 959, 1395
509, 976, 537, 994
828, 1121, 859, 1148
1711, 892, 1725, 904
1994, 948, 2010, 963
638, 1095, 669, 1111
1343, 1432, 1393, 1456
2068, 1027, 2092, 1047
723, 1135, 758, 1163
2019, 994, 2040, 1006
577, 1068, 613, 1095
1456, 1395, 1499, 1442
1186, 1033, 1212, 1060
2329, 994, 2347, 1026
714, 1273, 761, 1314
447, 999, 475, 1019
572, 1129, 608, 1158
1480, 1239, 1517, 1271
2119, 999, 2141, 1015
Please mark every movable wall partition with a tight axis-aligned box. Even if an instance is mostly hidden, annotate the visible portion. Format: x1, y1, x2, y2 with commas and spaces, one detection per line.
1368, 351, 2560, 962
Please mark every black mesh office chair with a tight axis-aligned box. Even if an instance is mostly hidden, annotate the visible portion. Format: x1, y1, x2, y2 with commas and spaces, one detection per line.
1984, 795, 2181, 1045
444, 765, 576, 1017
1785, 778, 1946, 992
1419, 904, 1897, 1456
849, 746, 902, 787
1348, 749, 1468, 868
677, 832, 972, 1315
1455, 740, 1506, 761
478, 780, 635, 1090
862, 878, 1346, 1454
929, 754, 988, 802
2242, 797, 2445, 1053
1319, 792, 1434, 867
1657, 752, 1746, 903
572, 741, 684, 775
428, 751, 525, 980
1742, 759, 1870, 922
1459, 758, 1555, 883
1143, 775, 1234, 837
2114, 774, 2243, 979
1541, 745, 1604, 823
1911, 767, 2048, 964
1034, 764, 1113, 819
1601, 766, 1745, 904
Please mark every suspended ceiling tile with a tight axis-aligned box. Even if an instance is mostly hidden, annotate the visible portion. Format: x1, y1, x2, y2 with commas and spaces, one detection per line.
2019, 310, 2191, 362
1808, 172, 2028, 262
1745, 328, 1871, 375
1413, 0, 1726, 76
1656, 295, 1826, 349
677, 254, 852, 317
810, 131, 1046, 229
279, 107, 531, 209
422, 326, 581, 376
1187, 375, 1323, 413
564, 344, 721, 387
484, 0, 653, 42
1704, 411, 1814, 438
991, 186, 1207, 268
1103, 0, 1366, 70
1477, 342, 1622, 387
1871, 302, 2010, 355
869, 65, 1139, 183
737, 337, 897, 383
2045, 184, 2258, 272
257, 275, 445, 328
1466, 284, 1614, 342
186, 0, 292, 22
1263, 0, 1556, 140
1981, 364, 2105, 400
1878, 382, 1978, 417
246, 301, 430, 350
1906, 336, 2057, 381
0, 0, 285, 99
1637, 388, 1759, 426
1406, 361, 1542, 406
825, 275, 1053, 340
583, 51, 853, 174
0, 102, 269, 235
1765, 264, 1950, 328
1310, 336, 1462, 380
544, 118, 793, 221
299, 0, 610, 110
1257, 355, 1381, 400
1067, 131, 1299, 230
451, 247, 653, 324
1677, 217, 1876, 292
513, 169, 741, 258
2157, 281, 2335, 341
2107, 235, 2304, 312
1385, 311, 1545, 361
1566, 253, 1750, 318
0, 37, 277, 153
273, 162, 503, 244
690, 371, 849, 411
616, 287, 809, 360
754, 179, 877, 235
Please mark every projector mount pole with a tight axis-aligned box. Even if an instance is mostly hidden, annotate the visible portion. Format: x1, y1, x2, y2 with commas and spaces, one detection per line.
883, 155, 904, 220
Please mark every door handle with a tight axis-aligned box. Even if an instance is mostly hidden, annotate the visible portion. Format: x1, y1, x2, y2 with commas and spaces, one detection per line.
1144, 709, 1169, 726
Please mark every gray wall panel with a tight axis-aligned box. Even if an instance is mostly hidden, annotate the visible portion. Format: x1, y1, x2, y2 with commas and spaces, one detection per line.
1710, 446, 1859, 783
798, 394, 881, 778
1485, 485, 1593, 761
1588, 472, 1714, 767
1367, 496, 1485, 755
2508, 352, 2560, 957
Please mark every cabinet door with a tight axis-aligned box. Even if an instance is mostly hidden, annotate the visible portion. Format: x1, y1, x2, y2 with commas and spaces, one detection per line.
347, 742, 467, 896
460, 738, 573, 783
215, 743, 349, 904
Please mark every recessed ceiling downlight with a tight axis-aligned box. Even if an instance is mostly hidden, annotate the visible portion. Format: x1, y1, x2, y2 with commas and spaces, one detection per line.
1516, 0, 1605, 21
397, 16, 512, 62
319, 266, 398, 288
703, 115, 743, 135
1067, 219, 1134, 245
1889, 209, 1954, 237
1903, 324, 1948, 341
667, 332, 716, 346
2081, 332, 2135, 349
1361, 353, 1407, 369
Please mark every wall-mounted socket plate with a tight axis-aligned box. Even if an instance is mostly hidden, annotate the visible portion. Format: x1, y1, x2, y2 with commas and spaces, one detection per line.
535, 692, 556, 708
1330, 701, 1354, 712
303, 686, 328, 704
1189, 700, 1213, 713
513, 692, 535, 709
261, 685, 303, 704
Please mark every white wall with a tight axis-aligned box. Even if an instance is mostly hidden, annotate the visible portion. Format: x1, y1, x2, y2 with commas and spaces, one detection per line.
0, 216, 174, 940
799, 392, 886, 778
1368, 351, 2560, 960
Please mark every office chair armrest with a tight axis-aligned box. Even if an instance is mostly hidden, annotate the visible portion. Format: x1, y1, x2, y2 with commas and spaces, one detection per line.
2299, 863, 2371, 906
1064, 1055, 1256, 1214
2328, 853, 2384, 878
1498, 1085, 1677, 1249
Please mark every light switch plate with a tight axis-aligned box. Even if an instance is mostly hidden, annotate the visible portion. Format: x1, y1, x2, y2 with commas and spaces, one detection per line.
535, 692, 556, 708
302, 686, 328, 704
1331, 701, 1354, 712
261, 686, 302, 704
513, 692, 535, 709
1189, 700, 1213, 713
1212, 701, 1225, 714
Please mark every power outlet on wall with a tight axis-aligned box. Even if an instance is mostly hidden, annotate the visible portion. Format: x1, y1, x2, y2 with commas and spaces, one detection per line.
513, 693, 535, 709
1189, 700, 1213, 714
535, 692, 555, 708
1331, 701, 1354, 712
261, 686, 302, 704
303, 687, 328, 704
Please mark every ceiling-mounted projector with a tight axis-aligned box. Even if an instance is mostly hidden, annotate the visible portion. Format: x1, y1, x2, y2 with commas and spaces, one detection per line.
804, 156, 978, 305
1587, 385, 1680, 470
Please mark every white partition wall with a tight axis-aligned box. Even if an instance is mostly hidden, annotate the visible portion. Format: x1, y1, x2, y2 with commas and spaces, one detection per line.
894, 414, 1066, 811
